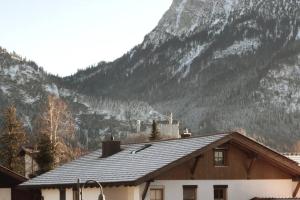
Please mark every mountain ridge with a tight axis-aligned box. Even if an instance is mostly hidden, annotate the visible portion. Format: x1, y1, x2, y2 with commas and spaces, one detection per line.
61, 0, 300, 150
1, 0, 300, 151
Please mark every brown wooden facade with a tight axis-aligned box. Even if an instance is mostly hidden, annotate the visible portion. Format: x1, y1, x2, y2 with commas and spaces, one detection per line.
157, 142, 292, 180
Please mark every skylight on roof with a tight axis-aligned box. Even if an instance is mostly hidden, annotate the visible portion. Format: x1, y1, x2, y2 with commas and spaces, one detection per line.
131, 144, 152, 154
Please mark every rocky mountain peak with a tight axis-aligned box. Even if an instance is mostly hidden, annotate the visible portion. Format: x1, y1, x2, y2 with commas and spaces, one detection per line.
144, 0, 300, 48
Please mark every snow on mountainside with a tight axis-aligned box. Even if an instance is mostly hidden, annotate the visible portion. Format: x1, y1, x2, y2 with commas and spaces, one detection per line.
0, 47, 163, 150
2, 0, 300, 150
62, 0, 300, 150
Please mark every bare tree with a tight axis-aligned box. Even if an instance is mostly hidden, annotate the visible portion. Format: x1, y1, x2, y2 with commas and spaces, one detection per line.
35, 95, 77, 167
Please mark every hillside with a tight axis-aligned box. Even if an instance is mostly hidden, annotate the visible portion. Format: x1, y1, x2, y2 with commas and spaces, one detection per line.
0, 47, 162, 150
1, 0, 300, 151
61, 0, 300, 150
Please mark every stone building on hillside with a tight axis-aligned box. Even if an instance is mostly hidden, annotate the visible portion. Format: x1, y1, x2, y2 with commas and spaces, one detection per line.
135, 113, 180, 139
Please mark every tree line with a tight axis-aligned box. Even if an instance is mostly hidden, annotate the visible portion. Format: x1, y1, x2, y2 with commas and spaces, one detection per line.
0, 95, 83, 176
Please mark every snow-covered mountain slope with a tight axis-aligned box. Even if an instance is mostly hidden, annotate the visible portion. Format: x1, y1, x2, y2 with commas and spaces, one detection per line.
0, 47, 163, 150
62, 0, 300, 150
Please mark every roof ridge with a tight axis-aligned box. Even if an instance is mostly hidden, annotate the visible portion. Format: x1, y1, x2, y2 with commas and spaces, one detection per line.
122, 131, 233, 146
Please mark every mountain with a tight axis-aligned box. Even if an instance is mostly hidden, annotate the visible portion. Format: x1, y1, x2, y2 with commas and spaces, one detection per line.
1, 0, 300, 151
61, 0, 300, 150
0, 47, 162, 150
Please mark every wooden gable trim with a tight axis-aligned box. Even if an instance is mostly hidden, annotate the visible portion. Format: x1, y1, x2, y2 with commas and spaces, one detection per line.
134, 136, 233, 185
228, 133, 300, 176
135, 132, 300, 185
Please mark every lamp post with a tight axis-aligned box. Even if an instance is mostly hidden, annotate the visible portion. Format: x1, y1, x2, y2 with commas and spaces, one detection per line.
78, 179, 105, 200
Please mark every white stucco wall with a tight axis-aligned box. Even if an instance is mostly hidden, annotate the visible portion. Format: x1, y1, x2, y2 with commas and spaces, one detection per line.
42, 189, 59, 200
0, 188, 11, 200
42, 186, 140, 200
142, 180, 299, 200
41, 180, 300, 200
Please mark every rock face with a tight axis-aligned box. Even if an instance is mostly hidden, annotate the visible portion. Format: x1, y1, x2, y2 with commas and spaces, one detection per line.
2, 0, 300, 150
62, 0, 300, 150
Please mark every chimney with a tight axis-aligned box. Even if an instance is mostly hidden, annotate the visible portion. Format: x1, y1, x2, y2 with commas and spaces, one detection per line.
181, 128, 192, 138
102, 137, 121, 158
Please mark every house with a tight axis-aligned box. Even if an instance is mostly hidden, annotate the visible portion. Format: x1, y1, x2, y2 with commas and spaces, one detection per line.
19, 146, 39, 178
0, 164, 40, 200
19, 132, 300, 200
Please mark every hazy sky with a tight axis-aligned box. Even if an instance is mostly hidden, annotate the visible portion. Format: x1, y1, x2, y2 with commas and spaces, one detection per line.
0, 0, 172, 76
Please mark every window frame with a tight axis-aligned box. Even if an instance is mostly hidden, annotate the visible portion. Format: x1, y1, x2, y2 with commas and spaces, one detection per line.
213, 185, 228, 200
213, 148, 228, 167
72, 187, 79, 200
183, 185, 197, 200
59, 188, 66, 200
150, 188, 164, 200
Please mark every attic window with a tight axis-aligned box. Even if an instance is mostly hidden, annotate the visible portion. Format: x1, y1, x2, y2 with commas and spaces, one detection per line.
131, 144, 152, 154
214, 149, 227, 166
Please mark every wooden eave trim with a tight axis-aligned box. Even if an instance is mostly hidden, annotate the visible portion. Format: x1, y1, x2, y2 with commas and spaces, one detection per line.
0, 165, 27, 182
229, 133, 300, 176
18, 180, 138, 190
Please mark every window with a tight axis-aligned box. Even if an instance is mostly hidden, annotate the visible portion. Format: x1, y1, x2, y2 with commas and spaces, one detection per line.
72, 187, 79, 200
214, 149, 227, 166
150, 188, 164, 200
59, 188, 66, 200
183, 185, 197, 200
214, 185, 228, 200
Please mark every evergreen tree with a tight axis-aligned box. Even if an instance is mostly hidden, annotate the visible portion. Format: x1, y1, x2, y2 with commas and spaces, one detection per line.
149, 120, 160, 141
0, 105, 26, 174
35, 133, 55, 174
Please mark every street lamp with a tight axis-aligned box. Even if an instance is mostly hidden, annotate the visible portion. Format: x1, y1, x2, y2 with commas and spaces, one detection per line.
78, 179, 106, 200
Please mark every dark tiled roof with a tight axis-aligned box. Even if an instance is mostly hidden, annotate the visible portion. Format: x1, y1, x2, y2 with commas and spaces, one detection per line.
20, 132, 300, 188
20, 133, 228, 187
